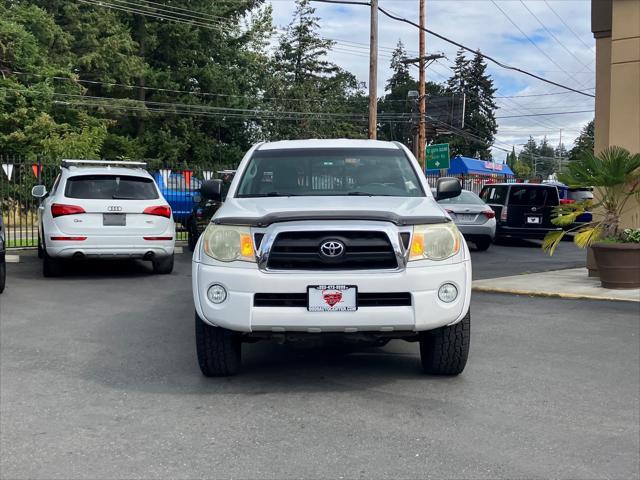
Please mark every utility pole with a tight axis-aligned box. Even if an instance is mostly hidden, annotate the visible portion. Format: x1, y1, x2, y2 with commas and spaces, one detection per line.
558, 128, 563, 173
417, 0, 426, 169
368, 0, 378, 139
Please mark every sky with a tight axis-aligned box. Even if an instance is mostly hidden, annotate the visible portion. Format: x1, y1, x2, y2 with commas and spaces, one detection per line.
267, 0, 596, 161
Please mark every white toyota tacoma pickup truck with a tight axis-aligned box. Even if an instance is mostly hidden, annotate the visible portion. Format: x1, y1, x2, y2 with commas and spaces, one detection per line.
192, 139, 471, 376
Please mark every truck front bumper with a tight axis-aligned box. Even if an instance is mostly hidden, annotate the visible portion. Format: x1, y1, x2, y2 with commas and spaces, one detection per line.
193, 259, 472, 333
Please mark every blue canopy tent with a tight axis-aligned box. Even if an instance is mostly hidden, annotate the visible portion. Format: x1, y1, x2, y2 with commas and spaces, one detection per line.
427, 155, 515, 177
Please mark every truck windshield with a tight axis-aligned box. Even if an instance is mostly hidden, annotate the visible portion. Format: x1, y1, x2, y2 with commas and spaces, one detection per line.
236, 148, 424, 198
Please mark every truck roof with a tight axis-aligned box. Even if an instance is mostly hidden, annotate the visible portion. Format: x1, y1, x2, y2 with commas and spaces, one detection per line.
257, 139, 403, 151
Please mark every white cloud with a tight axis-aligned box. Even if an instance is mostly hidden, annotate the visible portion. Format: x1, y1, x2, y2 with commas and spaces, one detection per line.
267, 0, 595, 160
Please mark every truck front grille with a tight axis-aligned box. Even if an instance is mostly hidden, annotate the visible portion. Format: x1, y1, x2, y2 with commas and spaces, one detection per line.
266, 230, 397, 270
254, 292, 412, 307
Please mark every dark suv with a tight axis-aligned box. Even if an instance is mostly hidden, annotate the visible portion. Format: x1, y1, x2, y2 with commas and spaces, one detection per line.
479, 183, 562, 240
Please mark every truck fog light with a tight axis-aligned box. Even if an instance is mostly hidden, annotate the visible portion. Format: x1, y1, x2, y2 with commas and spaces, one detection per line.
438, 283, 458, 303
207, 284, 227, 304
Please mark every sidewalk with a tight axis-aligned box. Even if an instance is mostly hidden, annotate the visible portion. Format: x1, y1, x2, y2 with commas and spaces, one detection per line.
473, 268, 640, 302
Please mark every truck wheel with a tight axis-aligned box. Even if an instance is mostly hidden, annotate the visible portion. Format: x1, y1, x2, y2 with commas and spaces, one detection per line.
195, 312, 241, 377
152, 253, 174, 274
187, 221, 197, 252
474, 237, 492, 251
420, 310, 470, 375
43, 251, 63, 277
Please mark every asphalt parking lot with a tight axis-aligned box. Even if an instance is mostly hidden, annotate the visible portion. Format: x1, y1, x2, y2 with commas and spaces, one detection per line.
1, 247, 638, 479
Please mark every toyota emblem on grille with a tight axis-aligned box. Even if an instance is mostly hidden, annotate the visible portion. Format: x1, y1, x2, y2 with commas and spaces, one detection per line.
320, 240, 345, 258
107, 206, 123, 212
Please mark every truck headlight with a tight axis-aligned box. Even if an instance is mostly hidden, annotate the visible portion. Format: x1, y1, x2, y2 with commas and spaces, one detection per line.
409, 223, 461, 261
202, 225, 255, 262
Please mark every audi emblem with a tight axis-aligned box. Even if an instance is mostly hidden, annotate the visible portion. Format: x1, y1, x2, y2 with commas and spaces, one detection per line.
320, 240, 345, 258
107, 206, 123, 212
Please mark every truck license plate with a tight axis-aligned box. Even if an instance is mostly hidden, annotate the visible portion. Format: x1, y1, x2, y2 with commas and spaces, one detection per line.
527, 216, 541, 224
307, 285, 357, 312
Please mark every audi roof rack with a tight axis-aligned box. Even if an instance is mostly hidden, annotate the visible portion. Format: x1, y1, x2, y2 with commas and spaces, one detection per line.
61, 159, 147, 169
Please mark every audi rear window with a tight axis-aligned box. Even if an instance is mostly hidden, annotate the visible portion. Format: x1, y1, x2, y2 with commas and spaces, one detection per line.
65, 175, 159, 200
508, 186, 559, 206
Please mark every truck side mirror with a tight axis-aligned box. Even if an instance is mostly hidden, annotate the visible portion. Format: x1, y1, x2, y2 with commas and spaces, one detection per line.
435, 177, 461, 201
200, 179, 223, 202
31, 185, 48, 198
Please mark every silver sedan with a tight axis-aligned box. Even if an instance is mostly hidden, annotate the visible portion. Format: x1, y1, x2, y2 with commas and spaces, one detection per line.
437, 190, 496, 251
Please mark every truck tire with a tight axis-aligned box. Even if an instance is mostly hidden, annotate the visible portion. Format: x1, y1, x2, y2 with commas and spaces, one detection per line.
187, 220, 197, 252
419, 310, 470, 375
43, 251, 63, 277
195, 312, 241, 377
474, 237, 492, 251
152, 253, 174, 274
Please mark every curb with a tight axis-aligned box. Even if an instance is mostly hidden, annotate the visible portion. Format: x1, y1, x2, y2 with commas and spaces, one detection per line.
5, 254, 20, 264
472, 285, 640, 303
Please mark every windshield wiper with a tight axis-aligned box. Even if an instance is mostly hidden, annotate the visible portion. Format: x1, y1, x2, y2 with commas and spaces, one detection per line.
112, 195, 137, 199
346, 191, 394, 196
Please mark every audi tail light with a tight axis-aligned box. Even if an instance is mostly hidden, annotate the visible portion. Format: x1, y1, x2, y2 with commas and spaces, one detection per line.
51, 203, 85, 218
143, 205, 171, 218
500, 206, 508, 221
483, 210, 496, 219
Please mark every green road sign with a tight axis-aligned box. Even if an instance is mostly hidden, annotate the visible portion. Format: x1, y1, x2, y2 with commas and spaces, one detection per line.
426, 143, 450, 170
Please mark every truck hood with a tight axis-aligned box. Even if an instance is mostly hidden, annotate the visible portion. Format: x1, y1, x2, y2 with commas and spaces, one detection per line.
212, 196, 449, 227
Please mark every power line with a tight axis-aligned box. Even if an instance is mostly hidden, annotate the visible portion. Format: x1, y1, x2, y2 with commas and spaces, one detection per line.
490, 0, 583, 83
519, 1, 593, 72
496, 110, 594, 119
543, 0, 595, 54
496, 89, 594, 99
311, 0, 595, 98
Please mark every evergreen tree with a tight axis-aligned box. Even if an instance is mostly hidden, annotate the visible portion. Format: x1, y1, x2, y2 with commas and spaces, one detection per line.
440, 50, 497, 159
506, 146, 517, 168
378, 41, 417, 144
569, 119, 594, 160
537, 136, 557, 178
446, 48, 470, 93
267, 0, 366, 140
519, 136, 539, 177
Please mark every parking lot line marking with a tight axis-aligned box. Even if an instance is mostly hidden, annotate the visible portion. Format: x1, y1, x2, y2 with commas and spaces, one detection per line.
6, 255, 20, 263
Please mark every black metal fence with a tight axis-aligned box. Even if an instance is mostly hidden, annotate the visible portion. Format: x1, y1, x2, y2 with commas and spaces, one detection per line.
0, 156, 232, 248
1, 155, 515, 250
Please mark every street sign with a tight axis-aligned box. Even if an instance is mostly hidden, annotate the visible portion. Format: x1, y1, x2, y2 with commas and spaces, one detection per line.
426, 143, 450, 170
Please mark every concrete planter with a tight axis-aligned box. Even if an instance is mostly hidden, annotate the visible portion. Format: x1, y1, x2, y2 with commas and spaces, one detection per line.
591, 243, 640, 289
586, 246, 599, 277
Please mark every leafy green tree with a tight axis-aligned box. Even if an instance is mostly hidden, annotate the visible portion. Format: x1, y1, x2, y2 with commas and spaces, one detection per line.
0, 2, 108, 157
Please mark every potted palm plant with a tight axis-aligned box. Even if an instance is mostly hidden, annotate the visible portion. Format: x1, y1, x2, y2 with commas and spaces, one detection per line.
543, 146, 640, 289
